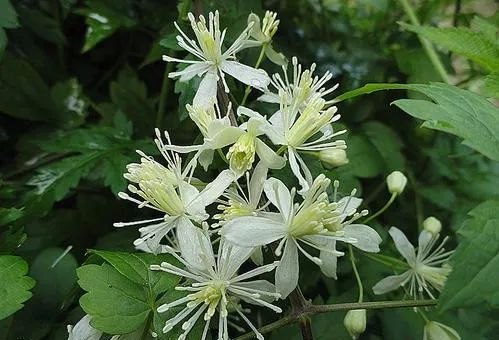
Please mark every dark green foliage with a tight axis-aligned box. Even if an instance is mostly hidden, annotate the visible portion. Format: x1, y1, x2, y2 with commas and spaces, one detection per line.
1, 0, 498, 339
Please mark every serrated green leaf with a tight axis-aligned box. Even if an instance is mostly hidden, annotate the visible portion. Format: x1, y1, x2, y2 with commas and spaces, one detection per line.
0, 255, 36, 320
438, 200, 499, 311
78, 263, 151, 334
0, 54, 60, 122
483, 72, 499, 99
89, 250, 179, 295
400, 23, 499, 72
335, 82, 499, 161
77, 0, 137, 52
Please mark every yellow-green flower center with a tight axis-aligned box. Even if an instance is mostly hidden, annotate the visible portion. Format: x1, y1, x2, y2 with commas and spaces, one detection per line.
227, 132, 256, 175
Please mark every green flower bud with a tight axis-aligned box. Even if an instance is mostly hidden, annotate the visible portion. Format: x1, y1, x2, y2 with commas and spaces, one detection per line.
423, 216, 442, 235
343, 309, 366, 339
423, 321, 461, 340
386, 170, 407, 195
319, 148, 348, 168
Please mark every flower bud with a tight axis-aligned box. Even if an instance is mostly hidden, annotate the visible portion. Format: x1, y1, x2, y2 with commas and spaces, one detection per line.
423, 321, 461, 340
227, 132, 256, 176
343, 309, 366, 339
386, 171, 407, 195
423, 216, 442, 235
319, 148, 349, 168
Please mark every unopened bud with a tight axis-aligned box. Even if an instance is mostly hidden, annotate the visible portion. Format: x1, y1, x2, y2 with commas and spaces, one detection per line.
386, 171, 407, 195
423, 321, 461, 340
343, 309, 366, 339
319, 149, 349, 168
423, 216, 442, 235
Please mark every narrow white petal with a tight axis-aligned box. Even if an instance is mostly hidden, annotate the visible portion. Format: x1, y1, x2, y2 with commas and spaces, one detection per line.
319, 239, 338, 279
67, 315, 103, 340
372, 271, 411, 295
255, 138, 286, 169
193, 70, 218, 108
221, 216, 287, 247
276, 239, 299, 298
221, 60, 270, 90
176, 217, 215, 271
343, 224, 382, 253
263, 177, 292, 220
219, 242, 253, 279
257, 92, 280, 103
288, 148, 311, 194
249, 162, 267, 207
172, 63, 210, 81
388, 227, 416, 264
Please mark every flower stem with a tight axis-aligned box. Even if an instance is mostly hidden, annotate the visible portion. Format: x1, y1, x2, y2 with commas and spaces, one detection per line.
240, 45, 267, 106
348, 245, 364, 303
363, 192, 397, 224
399, 0, 451, 84
232, 299, 437, 340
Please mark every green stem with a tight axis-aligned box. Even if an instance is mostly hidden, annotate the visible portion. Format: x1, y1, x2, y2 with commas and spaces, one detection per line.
276, 145, 287, 155
416, 307, 430, 323
156, 52, 175, 127
217, 148, 229, 164
240, 46, 267, 106
399, 0, 451, 84
349, 245, 364, 303
362, 252, 409, 271
363, 192, 397, 224
232, 299, 437, 340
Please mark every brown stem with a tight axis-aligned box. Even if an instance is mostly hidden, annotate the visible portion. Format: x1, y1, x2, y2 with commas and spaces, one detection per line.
288, 288, 314, 340
217, 80, 237, 126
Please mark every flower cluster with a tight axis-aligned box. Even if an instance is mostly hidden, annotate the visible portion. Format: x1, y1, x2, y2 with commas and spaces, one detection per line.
68, 10, 456, 340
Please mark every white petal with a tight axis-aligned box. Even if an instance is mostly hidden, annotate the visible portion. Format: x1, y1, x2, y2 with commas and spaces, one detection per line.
263, 177, 293, 220
162, 144, 203, 153
188, 170, 236, 211
177, 218, 215, 271
206, 125, 244, 149
288, 148, 311, 195
372, 271, 411, 295
249, 162, 267, 207
275, 239, 299, 298
221, 60, 270, 90
343, 224, 382, 253
193, 70, 218, 108
221, 216, 287, 247
198, 149, 214, 171
337, 196, 363, 221
250, 246, 264, 266
255, 139, 286, 169
219, 241, 253, 279
258, 92, 280, 103
388, 227, 416, 264
418, 230, 433, 251
319, 239, 338, 279
172, 63, 210, 81
237, 106, 266, 120
67, 315, 103, 340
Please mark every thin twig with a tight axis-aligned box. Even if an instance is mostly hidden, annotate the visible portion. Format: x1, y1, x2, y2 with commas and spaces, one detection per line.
233, 299, 437, 340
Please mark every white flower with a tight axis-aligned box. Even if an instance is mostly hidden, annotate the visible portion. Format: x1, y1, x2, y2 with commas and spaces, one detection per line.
221, 175, 381, 298
114, 129, 235, 253
386, 171, 407, 195
214, 162, 269, 225
372, 227, 453, 299
164, 11, 270, 108
423, 321, 461, 340
247, 11, 286, 66
164, 105, 285, 175
151, 226, 281, 340
258, 57, 338, 109
239, 95, 346, 194
67, 315, 102, 340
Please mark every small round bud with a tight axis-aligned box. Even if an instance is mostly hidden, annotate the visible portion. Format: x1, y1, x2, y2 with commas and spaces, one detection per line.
343, 309, 366, 339
423, 216, 442, 235
386, 171, 407, 195
423, 321, 461, 340
319, 149, 349, 168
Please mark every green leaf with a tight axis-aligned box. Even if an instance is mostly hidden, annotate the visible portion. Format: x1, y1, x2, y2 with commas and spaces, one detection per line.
393, 83, 499, 162
0, 0, 19, 59
0, 54, 60, 122
77, 0, 137, 52
78, 263, 151, 334
400, 22, 499, 72
0, 207, 23, 226
89, 250, 179, 295
17, 6, 66, 45
438, 200, 499, 311
0, 255, 36, 320
77, 252, 179, 334
483, 71, 499, 99
335, 82, 499, 161
110, 68, 155, 134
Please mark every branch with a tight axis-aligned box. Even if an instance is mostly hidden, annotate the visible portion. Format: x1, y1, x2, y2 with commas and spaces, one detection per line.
233, 299, 437, 340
